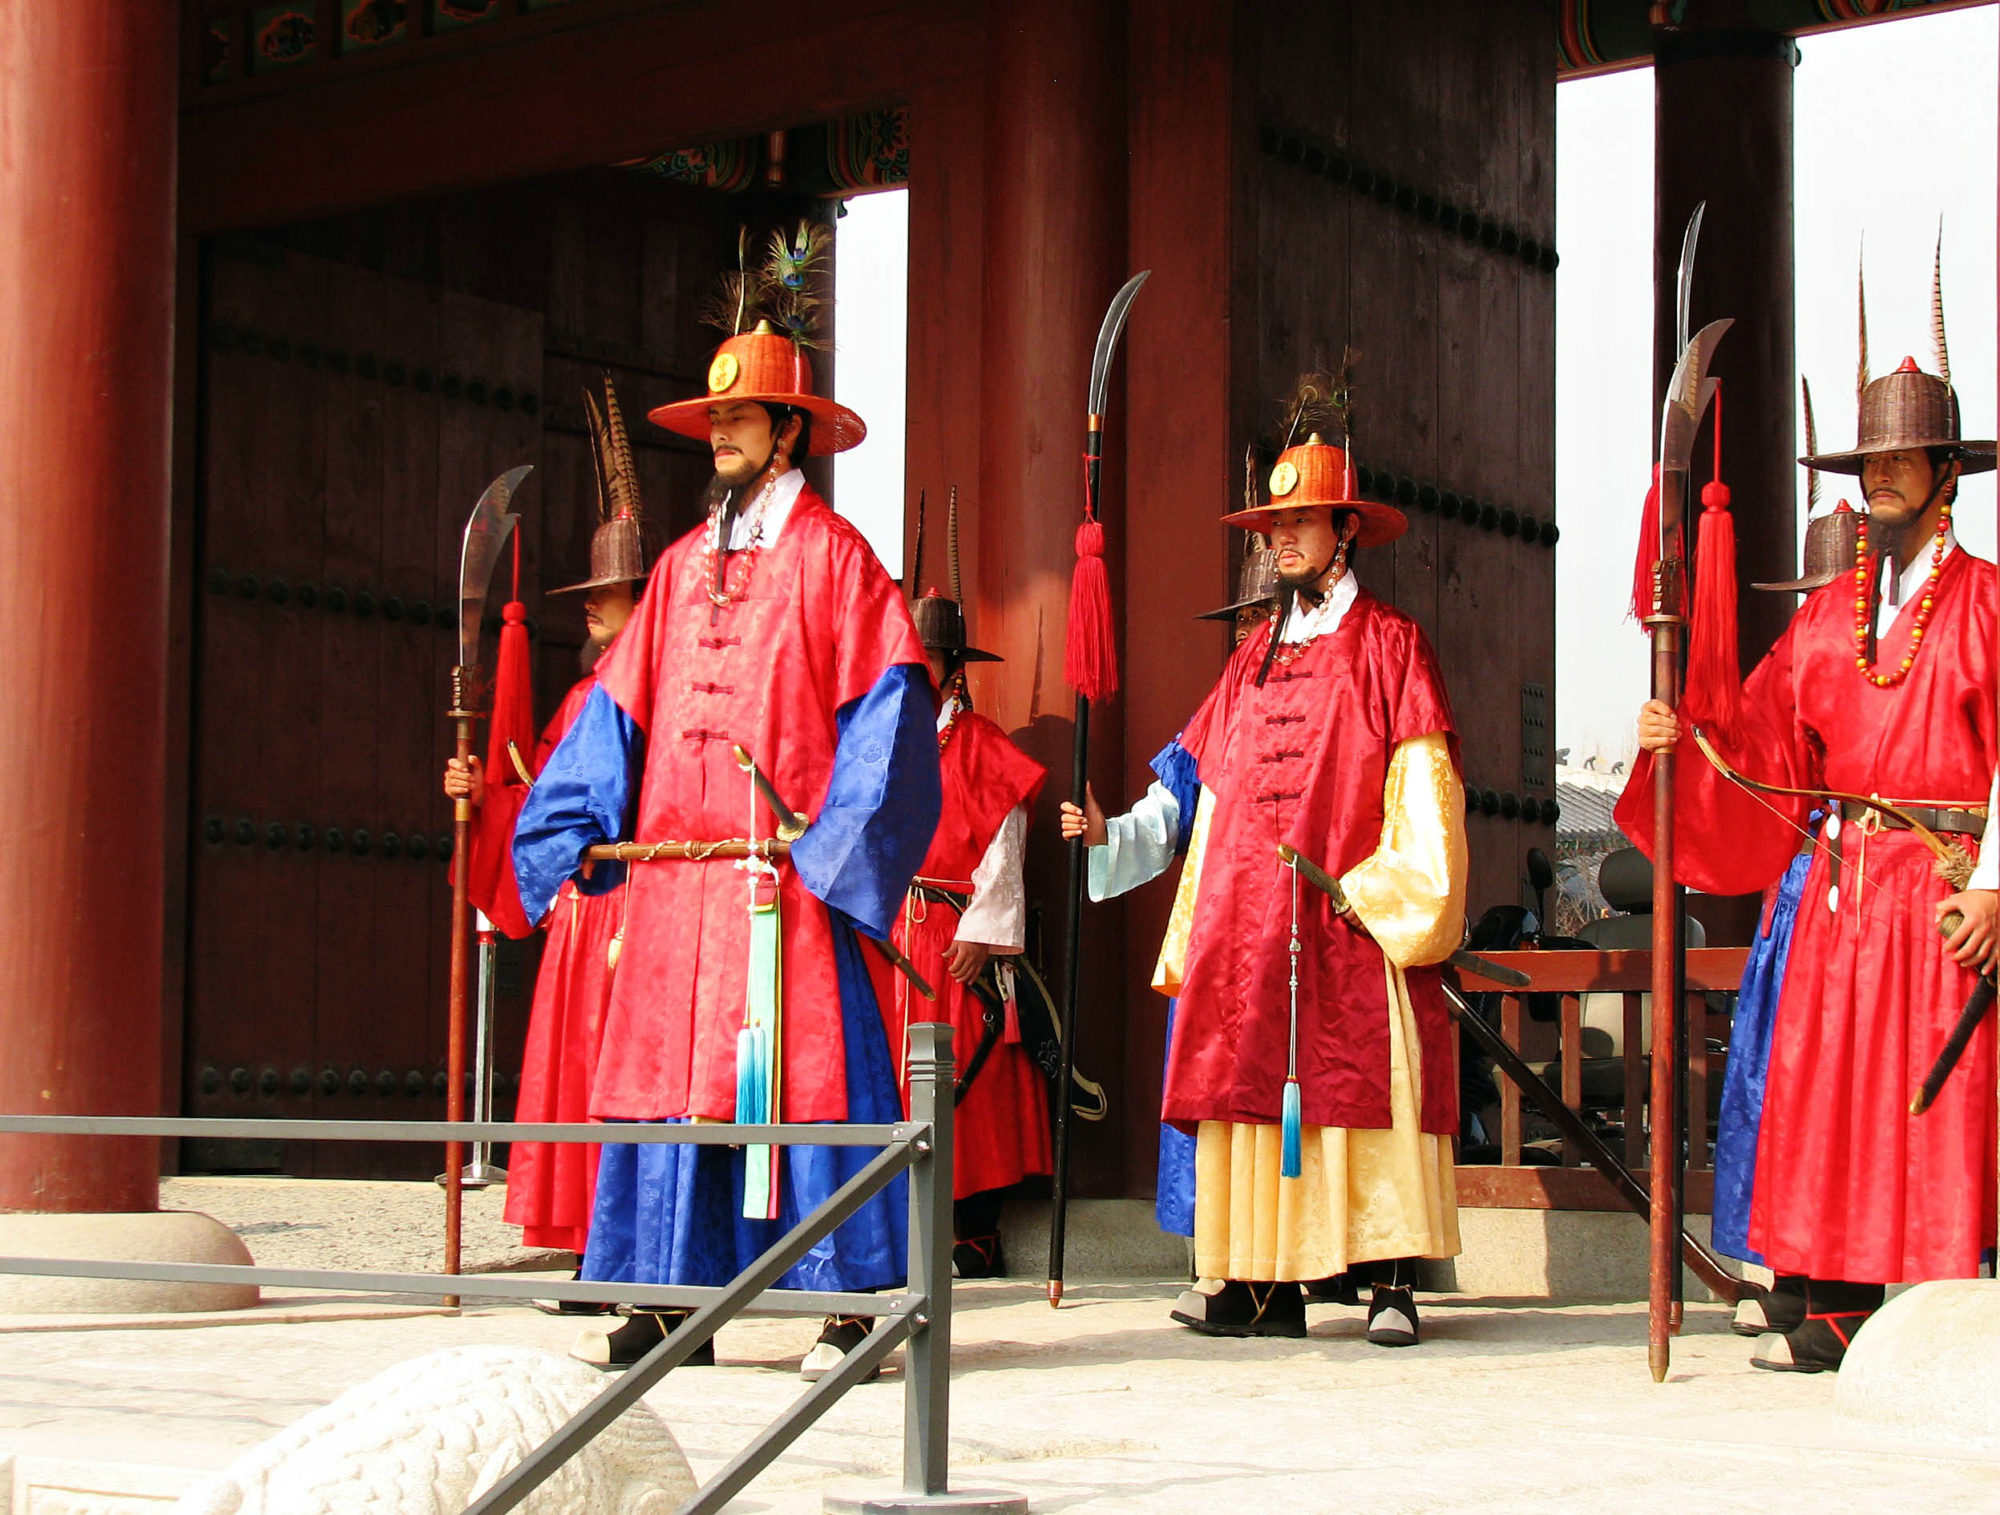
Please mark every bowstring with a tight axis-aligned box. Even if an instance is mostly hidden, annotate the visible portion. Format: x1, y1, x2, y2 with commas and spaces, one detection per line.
1683, 727, 1931, 916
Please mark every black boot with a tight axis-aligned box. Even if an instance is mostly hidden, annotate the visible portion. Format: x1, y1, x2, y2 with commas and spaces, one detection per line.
533, 1266, 616, 1316
1364, 1259, 1421, 1347
1750, 1278, 1883, 1373
952, 1190, 1009, 1278
1169, 1279, 1308, 1338
570, 1308, 716, 1370
801, 1314, 882, 1381
1732, 1274, 1806, 1338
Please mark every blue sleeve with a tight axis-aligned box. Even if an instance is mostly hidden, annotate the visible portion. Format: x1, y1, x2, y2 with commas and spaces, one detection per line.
511, 684, 644, 923
1148, 737, 1201, 856
791, 662, 942, 941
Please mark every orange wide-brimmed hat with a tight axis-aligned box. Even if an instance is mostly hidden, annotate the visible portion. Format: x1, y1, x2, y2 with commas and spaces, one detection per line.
1219, 435, 1408, 547
648, 321, 867, 456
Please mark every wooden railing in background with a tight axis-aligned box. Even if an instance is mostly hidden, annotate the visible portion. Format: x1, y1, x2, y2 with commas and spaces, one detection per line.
1453, 947, 1751, 1211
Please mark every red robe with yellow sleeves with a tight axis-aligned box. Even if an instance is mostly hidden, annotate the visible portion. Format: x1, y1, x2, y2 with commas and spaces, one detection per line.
1166, 591, 1460, 1135
476, 675, 618, 1254
869, 708, 1050, 1197
1617, 549, 1998, 1283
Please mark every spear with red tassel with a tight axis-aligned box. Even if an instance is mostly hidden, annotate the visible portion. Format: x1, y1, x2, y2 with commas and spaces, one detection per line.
1048, 269, 1148, 1308
1641, 200, 1731, 1382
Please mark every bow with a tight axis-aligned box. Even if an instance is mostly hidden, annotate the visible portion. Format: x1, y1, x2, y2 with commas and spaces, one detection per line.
1686, 726, 1969, 885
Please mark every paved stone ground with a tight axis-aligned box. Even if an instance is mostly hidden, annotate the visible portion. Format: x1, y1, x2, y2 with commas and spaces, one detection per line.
3, 1285, 1998, 1512
0, 1176, 1995, 1510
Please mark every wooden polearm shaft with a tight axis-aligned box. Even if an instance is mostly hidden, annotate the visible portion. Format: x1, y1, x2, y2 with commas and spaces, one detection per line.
1646, 585, 1686, 1384
444, 686, 477, 1308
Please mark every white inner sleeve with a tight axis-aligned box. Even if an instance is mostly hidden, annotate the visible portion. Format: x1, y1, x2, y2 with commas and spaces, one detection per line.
1088, 780, 1182, 901
958, 805, 1028, 952
1971, 763, 1999, 892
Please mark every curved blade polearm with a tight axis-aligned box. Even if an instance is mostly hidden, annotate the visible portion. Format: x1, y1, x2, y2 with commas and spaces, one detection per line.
1088, 271, 1152, 420
1675, 202, 1706, 358
458, 465, 533, 672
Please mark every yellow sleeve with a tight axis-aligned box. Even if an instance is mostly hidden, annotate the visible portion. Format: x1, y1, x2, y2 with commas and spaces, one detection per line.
1338, 731, 1467, 969
1150, 787, 1216, 997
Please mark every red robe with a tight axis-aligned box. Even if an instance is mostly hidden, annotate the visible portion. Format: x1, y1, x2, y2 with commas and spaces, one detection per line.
868, 708, 1050, 1197
1166, 592, 1460, 1134
1618, 549, 1998, 1283
478, 676, 618, 1254
592, 489, 927, 1121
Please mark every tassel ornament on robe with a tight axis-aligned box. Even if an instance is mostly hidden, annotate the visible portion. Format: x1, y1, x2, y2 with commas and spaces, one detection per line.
1281, 856, 1304, 1179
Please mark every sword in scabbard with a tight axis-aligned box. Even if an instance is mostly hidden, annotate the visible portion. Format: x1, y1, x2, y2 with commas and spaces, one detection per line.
1277, 840, 1750, 1303
1912, 909, 1998, 1115
1275, 843, 1530, 988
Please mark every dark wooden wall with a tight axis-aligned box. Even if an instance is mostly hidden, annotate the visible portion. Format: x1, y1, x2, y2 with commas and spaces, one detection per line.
185, 175, 790, 1175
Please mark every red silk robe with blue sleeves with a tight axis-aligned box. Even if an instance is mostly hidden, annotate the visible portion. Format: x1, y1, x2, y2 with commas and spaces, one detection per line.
585, 488, 931, 1124
1166, 590, 1460, 1135
1618, 548, 1998, 1283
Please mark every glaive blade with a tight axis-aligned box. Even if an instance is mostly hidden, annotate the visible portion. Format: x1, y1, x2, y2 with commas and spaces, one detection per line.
1675, 202, 1706, 357
1087, 271, 1152, 418
458, 464, 534, 672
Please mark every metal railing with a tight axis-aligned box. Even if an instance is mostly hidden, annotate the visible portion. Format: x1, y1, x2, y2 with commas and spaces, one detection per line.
0, 1021, 1018, 1515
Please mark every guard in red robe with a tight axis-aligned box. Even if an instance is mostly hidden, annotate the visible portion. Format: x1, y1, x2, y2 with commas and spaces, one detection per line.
869, 583, 1049, 1278
1068, 418, 1468, 1346
446, 378, 651, 1263
515, 297, 941, 1375
1621, 350, 1998, 1372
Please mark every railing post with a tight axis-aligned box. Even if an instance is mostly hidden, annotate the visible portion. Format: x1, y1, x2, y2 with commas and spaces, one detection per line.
824, 1023, 1024, 1514
904, 1020, 954, 1497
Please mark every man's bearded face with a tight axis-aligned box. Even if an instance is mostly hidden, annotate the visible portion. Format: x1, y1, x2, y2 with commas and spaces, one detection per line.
1267, 505, 1342, 589
708, 400, 780, 487
1861, 448, 1954, 533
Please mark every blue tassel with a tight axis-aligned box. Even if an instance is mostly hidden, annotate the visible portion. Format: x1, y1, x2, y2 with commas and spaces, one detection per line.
1281, 1079, 1303, 1179
736, 1026, 766, 1122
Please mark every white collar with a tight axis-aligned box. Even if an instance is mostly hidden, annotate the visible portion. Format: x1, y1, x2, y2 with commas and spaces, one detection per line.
936, 686, 967, 735
1875, 524, 1958, 633
723, 468, 807, 551
1278, 569, 1360, 645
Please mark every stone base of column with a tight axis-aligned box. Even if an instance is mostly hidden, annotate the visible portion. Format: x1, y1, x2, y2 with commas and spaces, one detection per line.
0, 1211, 258, 1314
1835, 1279, 2000, 1450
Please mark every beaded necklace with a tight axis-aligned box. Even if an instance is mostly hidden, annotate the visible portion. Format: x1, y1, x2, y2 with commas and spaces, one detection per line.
1852, 500, 1951, 688
936, 674, 969, 754
704, 474, 783, 607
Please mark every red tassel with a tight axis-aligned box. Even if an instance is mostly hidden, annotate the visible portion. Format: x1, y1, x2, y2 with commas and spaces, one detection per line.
1683, 479, 1742, 737
1064, 518, 1118, 701
1629, 464, 1662, 623
469, 600, 537, 938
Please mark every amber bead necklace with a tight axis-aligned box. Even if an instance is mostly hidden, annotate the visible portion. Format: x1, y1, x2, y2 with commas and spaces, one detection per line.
1851, 499, 1951, 688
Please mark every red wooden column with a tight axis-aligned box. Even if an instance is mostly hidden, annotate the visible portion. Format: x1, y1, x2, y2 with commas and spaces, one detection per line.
1653, 8, 1799, 671
0, 5, 178, 1211
976, 0, 1130, 1195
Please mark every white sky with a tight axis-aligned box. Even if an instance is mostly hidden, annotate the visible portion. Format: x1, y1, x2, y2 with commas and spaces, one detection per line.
1556, 3, 1998, 769
831, 188, 910, 575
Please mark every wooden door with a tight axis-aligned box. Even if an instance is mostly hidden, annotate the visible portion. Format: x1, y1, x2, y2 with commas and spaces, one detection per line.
186, 245, 543, 1177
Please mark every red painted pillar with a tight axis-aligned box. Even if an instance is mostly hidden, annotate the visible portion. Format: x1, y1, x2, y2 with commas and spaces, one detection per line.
976, 0, 1130, 1195
0, 6, 178, 1211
